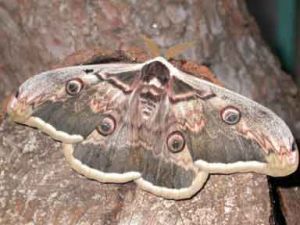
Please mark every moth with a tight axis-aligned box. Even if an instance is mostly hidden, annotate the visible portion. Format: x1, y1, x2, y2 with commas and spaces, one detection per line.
6, 48, 299, 200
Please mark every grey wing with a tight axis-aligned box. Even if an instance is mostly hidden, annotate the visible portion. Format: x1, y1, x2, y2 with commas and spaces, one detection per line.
173, 70, 298, 177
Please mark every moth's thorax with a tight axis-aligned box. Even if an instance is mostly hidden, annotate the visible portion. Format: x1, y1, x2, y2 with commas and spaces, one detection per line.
141, 60, 170, 85
136, 61, 169, 120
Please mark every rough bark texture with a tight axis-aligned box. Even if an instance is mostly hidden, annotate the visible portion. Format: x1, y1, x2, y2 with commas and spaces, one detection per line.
0, 1, 299, 225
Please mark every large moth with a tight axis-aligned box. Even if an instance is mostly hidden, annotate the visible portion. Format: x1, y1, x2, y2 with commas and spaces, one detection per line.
6, 48, 299, 199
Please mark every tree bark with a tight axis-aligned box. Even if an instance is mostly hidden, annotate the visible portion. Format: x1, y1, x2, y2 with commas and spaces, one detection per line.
0, 1, 299, 224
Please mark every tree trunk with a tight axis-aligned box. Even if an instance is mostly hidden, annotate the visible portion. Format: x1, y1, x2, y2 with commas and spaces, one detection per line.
0, 1, 299, 224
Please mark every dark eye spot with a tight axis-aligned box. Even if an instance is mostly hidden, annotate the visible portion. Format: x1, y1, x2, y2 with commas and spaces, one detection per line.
291, 141, 297, 152
84, 69, 94, 74
66, 78, 84, 96
97, 116, 116, 136
167, 131, 185, 153
221, 106, 241, 125
15, 89, 20, 98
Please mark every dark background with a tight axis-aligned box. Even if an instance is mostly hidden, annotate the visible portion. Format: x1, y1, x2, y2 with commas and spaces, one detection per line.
246, 0, 300, 85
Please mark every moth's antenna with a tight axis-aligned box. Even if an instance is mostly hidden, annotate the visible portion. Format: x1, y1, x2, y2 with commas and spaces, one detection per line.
142, 35, 161, 57
142, 35, 195, 59
165, 41, 195, 59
